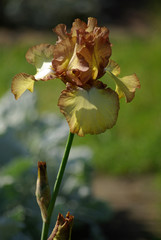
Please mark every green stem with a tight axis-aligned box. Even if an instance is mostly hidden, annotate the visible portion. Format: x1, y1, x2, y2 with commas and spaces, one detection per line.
41, 132, 75, 240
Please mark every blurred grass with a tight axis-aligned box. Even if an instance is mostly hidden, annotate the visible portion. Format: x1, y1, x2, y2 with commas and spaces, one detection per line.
1, 25, 161, 175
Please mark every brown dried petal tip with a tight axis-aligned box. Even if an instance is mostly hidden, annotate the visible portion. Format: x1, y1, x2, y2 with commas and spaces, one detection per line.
48, 212, 74, 240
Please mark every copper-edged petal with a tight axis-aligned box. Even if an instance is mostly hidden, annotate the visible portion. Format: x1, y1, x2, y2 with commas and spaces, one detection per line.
11, 73, 35, 100
52, 38, 75, 75
26, 44, 55, 69
86, 17, 98, 32
58, 86, 119, 136
115, 74, 141, 102
53, 24, 68, 42
92, 27, 111, 79
106, 60, 140, 102
71, 18, 87, 37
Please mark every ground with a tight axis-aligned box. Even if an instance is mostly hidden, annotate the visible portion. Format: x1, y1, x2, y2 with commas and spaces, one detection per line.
92, 174, 161, 240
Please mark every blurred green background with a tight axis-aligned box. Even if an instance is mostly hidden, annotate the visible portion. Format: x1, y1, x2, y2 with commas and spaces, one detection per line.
0, 0, 161, 239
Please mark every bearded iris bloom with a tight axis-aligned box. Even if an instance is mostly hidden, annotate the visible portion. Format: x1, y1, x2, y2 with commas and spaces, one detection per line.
11, 17, 140, 136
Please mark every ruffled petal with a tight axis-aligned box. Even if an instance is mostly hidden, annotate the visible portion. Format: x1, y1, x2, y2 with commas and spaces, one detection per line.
52, 18, 111, 85
26, 44, 55, 80
53, 38, 91, 85
86, 17, 98, 32
67, 44, 91, 85
58, 86, 119, 136
92, 26, 111, 79
106, 60, 140, 102
26, 44, 54, 67
52, 38, 75, 76
53, 24, 68, 42
71, 18, 87, 37
11, 73, 35, 100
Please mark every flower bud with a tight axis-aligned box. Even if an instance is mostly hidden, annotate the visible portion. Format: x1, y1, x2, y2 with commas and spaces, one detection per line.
48, 212, 74, 240
35, 161, 51, 222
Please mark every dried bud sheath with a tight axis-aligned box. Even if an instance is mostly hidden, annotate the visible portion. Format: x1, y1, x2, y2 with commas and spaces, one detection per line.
48, 212, 74, 240
36, 161, 51, 222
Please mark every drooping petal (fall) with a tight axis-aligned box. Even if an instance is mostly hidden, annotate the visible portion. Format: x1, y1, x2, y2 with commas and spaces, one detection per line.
106, 60, 140, 102
58, 86, 119, 136
26, 44, 55, 80
11, 73, 35, 100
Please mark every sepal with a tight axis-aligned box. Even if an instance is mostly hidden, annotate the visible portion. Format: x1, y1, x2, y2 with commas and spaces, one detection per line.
35, 161, 51, 222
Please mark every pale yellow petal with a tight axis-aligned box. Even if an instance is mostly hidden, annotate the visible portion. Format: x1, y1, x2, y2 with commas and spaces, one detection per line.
106, 60, 140, 102
109, 72, 140, 102
11, 73, 35, 100
106, 59, 120, 76
116, 74, 140, 102
58, 86, 119, 136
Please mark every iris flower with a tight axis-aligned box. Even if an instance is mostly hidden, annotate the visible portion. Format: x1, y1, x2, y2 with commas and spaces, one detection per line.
11, 17, 140, 136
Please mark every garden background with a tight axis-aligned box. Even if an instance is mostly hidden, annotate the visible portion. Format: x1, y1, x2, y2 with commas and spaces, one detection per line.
0, 0, 161, 239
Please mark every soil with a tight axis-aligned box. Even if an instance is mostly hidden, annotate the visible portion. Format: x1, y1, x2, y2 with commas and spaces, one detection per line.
92, 174, 161, 240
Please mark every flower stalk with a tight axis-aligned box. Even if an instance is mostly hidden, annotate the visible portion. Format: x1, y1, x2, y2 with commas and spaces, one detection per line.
41, 132, 74, 240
